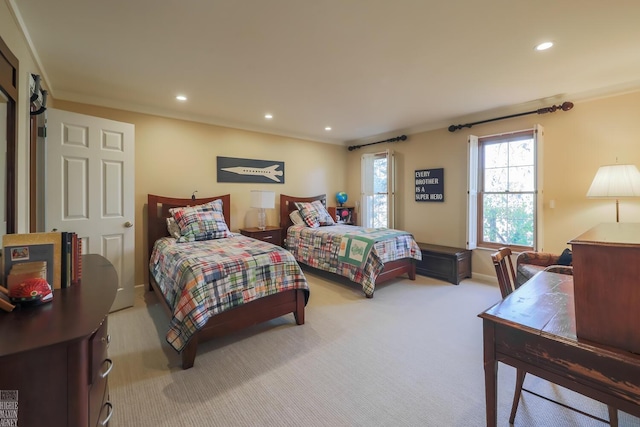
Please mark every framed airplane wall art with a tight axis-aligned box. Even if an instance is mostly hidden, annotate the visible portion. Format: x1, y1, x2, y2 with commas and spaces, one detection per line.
216, 156, 285, 184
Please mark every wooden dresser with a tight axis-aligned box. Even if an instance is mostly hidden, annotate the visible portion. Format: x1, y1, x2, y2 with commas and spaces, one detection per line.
569, 223, 640, 354
0, 254, 117, 427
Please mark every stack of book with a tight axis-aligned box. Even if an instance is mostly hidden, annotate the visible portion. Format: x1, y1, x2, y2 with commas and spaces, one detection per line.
2, 231, 83, 291
60, 232, 83, 289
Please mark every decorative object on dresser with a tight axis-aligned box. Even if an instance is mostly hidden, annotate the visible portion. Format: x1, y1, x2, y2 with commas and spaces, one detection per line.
2, 231, 82, 291
415, 243, 471, 285
250, 190, 275, 230
240, 226, 282, 246
328, 206, 356, 225
0, 254, 117, 427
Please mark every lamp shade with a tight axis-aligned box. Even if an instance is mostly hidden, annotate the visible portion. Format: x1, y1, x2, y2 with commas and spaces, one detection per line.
250, 190, 275, 209
586, 164, 640, 198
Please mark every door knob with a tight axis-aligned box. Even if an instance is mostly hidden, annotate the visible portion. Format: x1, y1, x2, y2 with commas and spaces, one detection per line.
124, 221, 133, 228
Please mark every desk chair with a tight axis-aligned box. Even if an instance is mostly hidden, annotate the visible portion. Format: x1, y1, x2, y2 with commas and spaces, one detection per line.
491, 247, 618, 426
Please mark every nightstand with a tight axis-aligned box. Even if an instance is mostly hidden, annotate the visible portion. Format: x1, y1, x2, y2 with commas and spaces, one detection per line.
328, 206, 356, 225
240, 226, 282, 246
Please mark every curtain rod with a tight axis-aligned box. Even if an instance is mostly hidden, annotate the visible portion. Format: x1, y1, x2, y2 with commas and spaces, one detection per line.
448, 101, 574, 133
348, 135, 407, 151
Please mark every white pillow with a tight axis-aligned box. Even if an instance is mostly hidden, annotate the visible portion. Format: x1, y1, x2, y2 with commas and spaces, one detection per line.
166, 217, 181, 238
289, 210, 306, 226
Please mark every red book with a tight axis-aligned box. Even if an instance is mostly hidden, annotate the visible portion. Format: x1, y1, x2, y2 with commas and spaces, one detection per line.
76, 238, 83, 284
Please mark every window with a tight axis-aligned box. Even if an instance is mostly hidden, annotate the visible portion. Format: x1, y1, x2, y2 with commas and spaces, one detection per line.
467, 125, 544, 251
361, 150, 394, 228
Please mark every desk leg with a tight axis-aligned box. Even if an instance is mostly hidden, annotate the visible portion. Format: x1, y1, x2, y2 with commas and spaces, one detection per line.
483, 320, 498, 427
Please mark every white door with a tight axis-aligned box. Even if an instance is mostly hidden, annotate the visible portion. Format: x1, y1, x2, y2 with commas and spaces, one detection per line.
45, 108, 135, 312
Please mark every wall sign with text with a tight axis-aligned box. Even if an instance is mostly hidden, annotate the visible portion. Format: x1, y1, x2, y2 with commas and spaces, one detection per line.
415, 168, 444, 202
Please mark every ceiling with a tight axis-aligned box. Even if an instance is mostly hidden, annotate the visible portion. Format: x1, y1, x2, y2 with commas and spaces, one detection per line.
10, 0, 640, 145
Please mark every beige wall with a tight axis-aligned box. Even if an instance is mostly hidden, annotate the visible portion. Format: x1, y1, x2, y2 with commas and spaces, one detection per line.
4, 4, 640, 285
53, 100, 348, 287
347, 90, 640, 279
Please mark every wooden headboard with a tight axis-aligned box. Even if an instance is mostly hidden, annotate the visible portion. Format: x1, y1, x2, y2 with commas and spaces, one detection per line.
279, 194, 327, 230
147, 193, 231, 263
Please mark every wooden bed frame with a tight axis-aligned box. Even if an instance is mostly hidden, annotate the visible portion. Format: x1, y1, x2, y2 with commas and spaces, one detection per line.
279, 194, 416, 297
147, 193, 306, 369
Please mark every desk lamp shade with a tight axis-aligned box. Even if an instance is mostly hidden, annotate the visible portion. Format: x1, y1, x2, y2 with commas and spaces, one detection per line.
251, 190, 275, 230
586, 164, 640, 222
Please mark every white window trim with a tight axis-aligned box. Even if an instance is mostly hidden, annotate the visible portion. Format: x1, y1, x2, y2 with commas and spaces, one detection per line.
466, 124, 544, 251
361, 149, 395, 228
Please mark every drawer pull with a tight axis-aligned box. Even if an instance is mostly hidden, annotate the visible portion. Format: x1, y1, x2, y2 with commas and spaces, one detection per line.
100, 358, 114, 378
263, 236, 273, 240
101, 401, 113, 426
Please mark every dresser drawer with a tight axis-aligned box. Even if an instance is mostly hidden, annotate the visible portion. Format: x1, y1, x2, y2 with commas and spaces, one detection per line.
89, 319, 110, 385
89, 319, 113, 427
240, 227, 282, 245
89, 367, 110, 427
97, 387, 113, 427
254, 229, 279, 243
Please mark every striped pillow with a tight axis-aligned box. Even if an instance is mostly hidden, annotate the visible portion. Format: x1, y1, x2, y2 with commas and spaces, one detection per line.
170, 199, 231, 242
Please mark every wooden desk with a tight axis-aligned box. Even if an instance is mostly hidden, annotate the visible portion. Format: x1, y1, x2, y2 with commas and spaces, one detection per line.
0, 254, 117, 427
479, 271, 640, 427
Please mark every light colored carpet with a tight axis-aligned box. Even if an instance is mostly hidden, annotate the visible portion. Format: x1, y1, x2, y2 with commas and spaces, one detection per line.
107, 270, 639, 427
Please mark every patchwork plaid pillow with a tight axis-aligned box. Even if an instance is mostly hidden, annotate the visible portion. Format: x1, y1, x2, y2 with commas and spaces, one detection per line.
170, 199, 231, 242
315, 200, 336, 226
294, 200, 335, 228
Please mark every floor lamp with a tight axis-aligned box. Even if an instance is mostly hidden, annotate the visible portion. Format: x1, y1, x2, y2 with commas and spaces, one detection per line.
586, 164, 640, 222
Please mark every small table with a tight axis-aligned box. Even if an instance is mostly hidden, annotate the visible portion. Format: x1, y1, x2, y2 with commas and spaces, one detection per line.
240, 226, 283, 246
479, 271, 640, 426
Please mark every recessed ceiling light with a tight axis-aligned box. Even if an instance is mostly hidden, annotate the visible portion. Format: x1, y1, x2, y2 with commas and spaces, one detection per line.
265, 114, 273, 120
325, 127, 332, 131
176, 95, 187, 101
535, 41, 553, 51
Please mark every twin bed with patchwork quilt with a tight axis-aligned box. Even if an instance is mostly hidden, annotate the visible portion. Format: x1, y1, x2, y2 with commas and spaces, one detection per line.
280, 194, 422, 298
147, 194, 309, 369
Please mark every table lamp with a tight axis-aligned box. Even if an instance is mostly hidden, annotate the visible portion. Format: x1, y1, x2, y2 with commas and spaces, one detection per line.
250, 190, 275, 230
586, 164, 640, 222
